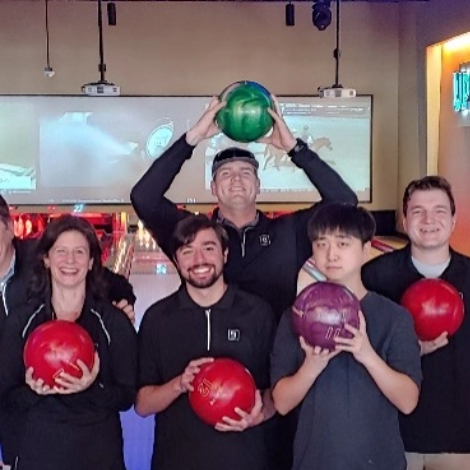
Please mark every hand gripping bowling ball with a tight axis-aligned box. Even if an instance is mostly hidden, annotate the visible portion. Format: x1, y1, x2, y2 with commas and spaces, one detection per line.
401, 278, 464, 341
189, 358, 256, 426
24, 320, 95, 387
292, 282, 361, 350
215, 81, 274, 143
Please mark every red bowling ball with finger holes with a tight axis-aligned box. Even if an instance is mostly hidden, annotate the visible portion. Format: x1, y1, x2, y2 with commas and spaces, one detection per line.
189, 358, 256, 426
401, 278, 464, 341
23, 320, 95, 388
292, 281, 361, 351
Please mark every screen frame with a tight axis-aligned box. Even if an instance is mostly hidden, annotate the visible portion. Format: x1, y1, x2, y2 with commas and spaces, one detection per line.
0, 93, 374, 206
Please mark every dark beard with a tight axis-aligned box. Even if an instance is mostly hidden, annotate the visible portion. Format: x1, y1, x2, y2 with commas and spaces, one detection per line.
184, 267, 222, 289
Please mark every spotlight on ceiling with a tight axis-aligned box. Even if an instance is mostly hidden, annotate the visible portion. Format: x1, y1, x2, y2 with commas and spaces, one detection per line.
286, 1, 295, 27
312, 0, 332, 31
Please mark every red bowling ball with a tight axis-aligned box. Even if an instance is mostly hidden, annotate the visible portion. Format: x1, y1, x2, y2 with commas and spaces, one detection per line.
401, 278, 464, 341
189, 358, 256, 426
24, 320, 95, 387
292, 281, 361, 351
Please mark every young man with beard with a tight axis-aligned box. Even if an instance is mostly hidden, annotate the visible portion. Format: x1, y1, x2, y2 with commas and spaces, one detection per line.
136, 214, 276, 470
362, 176, 470, 470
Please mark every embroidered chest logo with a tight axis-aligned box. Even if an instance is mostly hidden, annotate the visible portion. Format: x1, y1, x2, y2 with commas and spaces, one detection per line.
259, 234, 271, 247
227, 329, 240, 341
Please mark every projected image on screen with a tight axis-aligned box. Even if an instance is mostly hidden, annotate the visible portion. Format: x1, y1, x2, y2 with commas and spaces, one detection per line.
0, 95, 372, 205
41, 112, 149, 189
203, 98, 371, 202
0, 103, 36, 191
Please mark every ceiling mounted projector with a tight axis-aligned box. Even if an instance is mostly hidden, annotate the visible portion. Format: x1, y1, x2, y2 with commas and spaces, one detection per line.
81, 0, 119, 96
318, 87, 356, 98
81, 81, 120, 97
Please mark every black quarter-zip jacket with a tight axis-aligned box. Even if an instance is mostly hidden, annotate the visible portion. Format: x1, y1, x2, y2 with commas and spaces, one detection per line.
131, 134, 358, 322
0, 238, 137, 466
0, 293, 138, 470
138, 284, 277, 470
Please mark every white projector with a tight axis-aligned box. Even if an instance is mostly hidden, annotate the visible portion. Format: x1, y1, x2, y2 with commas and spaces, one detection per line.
81, 81, 120, 97
318, 87, 357, 98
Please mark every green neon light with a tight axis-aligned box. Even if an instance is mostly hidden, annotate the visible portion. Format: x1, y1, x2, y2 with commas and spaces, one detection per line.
453, 71, 470, 112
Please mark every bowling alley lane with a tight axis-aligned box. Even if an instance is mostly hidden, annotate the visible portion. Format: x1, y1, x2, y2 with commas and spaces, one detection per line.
129, 228, 181, 328
117, 228, 181, 470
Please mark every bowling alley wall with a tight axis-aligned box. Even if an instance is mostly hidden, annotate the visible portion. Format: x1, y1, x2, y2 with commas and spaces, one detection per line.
1, 0, 470, 254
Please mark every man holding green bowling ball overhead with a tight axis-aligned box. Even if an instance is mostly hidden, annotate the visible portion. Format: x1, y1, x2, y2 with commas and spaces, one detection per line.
131, 91, 357, 470
131, 93, 356, 323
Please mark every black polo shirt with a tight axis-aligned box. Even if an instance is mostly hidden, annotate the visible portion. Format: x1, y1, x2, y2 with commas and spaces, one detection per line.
138, 284, 276, 470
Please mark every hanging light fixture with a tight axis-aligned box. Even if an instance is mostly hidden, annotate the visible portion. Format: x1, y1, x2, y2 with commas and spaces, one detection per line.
318, 0, 357, 98
312, 0, 332, 31
43, 0, 55, 77
285, 0, 295, 27
107, 1, 117, 26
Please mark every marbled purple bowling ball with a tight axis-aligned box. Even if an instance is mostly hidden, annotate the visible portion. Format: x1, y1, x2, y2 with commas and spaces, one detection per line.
292, 282, 360, 350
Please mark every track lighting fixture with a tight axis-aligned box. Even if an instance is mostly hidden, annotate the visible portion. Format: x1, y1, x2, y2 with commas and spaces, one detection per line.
312, 0, 332, 31
286, 1, 295, 27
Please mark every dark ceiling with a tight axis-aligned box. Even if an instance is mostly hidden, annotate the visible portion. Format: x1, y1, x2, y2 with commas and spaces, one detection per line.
12, 0, 430, 2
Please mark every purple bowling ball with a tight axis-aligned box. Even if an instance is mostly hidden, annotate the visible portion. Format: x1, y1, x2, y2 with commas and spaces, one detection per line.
292, 281, 361, 350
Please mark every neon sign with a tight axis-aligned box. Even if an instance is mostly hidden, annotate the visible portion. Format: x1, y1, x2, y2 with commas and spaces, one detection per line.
453, 63, 470, 112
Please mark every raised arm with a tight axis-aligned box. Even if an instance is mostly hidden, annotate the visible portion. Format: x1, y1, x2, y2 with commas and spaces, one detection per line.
130, 98, 225, 256
260, 95, 357, 206
130, 135, 194, 256
290, 143, 358, 204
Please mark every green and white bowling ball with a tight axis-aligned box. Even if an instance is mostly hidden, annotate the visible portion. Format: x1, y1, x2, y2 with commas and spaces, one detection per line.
216, 81, 274, 143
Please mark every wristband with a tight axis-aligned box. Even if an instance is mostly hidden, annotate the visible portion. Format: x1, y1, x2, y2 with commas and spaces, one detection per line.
287, 138, 307, 157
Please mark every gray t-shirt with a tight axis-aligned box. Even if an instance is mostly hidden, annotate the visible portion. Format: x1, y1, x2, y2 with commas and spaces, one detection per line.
411, 255, 451, 279
271, 291, 422, 470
